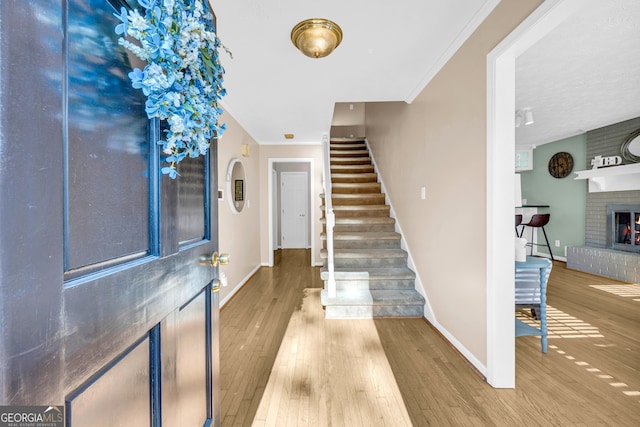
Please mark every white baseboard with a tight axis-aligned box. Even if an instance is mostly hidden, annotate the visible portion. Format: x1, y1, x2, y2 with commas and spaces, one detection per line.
429, 318, 487, 377
220, 264, 261, 308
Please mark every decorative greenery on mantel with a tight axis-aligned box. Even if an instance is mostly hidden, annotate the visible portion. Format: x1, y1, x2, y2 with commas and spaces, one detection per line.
114, 0, 229, 178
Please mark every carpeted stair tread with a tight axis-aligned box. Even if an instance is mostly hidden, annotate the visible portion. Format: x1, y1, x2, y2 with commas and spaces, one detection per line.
321, 248, 407, 259
331, 173, 378, 183
321, 204, 389, 211
321, 205, 390, 218
330, 157, 372, 165
330, 145, 367, 152
332, 182, 382, 193
330, 150, 370, 157
330, 164, 375, 173
320, 231, 401, 241
321, 217, 395, 225
320, 289, 425, 307
320, 267, 416, 280
325, 193, 386, 205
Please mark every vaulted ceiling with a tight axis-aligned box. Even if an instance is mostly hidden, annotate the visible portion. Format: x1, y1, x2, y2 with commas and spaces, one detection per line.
213, 0, 640, 146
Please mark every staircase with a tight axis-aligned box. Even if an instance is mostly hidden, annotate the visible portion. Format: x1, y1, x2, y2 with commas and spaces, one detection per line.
320, 139, 425, 318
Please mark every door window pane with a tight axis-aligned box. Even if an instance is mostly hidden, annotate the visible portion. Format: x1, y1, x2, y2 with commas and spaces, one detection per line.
178, 155, 207, 246
66, 0, 149, 273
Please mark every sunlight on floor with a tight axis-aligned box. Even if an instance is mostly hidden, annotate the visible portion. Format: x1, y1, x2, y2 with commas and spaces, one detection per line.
589, 283, 640, 300
251, 288, 413, 426
516, 304, 603, 338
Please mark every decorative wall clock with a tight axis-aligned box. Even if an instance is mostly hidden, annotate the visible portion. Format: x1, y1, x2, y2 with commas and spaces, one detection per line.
548, 152, 574, 178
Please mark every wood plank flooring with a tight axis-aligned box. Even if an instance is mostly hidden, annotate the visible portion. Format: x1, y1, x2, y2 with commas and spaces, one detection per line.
220, 249, 640, 426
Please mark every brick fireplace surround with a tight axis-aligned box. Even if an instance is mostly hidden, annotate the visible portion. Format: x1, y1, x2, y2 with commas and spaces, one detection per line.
567, 117, 640, 284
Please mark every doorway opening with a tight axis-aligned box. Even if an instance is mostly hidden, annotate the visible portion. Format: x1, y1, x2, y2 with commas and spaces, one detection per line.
267, 158, 315, 267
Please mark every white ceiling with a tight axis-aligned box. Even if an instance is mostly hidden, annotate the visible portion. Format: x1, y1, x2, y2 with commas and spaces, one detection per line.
515, 0, 640, 147
212, 0, 640, 146
213, 0, 497, 144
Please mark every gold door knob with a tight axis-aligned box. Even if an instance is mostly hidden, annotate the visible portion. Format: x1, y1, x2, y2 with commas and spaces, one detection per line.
199, 251, 230, 267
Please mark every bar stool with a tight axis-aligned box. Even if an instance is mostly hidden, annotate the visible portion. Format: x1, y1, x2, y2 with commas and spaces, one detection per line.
520, 213, 554, 261
515, 214, 523, 236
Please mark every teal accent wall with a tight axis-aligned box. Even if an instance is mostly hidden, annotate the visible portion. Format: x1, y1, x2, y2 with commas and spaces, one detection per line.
519, 134, 588, 259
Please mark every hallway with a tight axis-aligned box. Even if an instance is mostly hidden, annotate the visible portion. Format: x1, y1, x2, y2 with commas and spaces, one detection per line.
220, 249, 640, 426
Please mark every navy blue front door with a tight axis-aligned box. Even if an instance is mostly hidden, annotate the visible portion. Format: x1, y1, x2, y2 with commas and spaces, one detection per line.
0, 1, 220, 425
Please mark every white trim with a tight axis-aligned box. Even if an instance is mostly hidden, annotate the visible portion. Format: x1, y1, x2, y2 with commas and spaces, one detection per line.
431, 321, 486, 376
404, 0, 500, 103
364, 139, 436, 324
267, 158, 316, 267
486, 0, 580, 388
219, 264, 261, 308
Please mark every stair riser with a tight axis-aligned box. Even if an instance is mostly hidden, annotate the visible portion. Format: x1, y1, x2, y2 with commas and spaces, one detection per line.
323, 239, 401, 250
321, 194, 385, 204
331, 166, 375, 174
323, 223, 396, 233
333, 257, 407, 268
331, 176, 378, 184
330, 151, 369, 158
322, 208, 391, 218
327, 279, 416, 291
331, 196, 386, 206
324, 305, 424, 319
332, 209, 390, 218
330, 144, 366, 151
330, 159, 372, 166
332, 184, 382, 194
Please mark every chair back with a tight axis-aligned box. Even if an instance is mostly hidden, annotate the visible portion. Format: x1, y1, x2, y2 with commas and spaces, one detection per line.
527, 213, 550, 227
515, 214, 523, 227
515, 256, 552, 306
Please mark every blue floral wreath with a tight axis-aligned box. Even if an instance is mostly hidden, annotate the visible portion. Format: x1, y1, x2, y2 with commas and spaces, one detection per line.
114, 0, 229, 178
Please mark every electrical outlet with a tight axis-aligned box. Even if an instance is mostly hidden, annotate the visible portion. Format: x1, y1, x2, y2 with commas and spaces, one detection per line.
420, 186, 426, 200
555, 240, 560, 247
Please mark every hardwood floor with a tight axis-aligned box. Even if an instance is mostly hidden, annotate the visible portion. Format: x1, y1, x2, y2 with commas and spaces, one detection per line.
220, 250, 640, 426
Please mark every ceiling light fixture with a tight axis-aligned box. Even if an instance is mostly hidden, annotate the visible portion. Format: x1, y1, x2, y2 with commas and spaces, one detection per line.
291, 18, 343, 59
524, 109, 534, 125
515, 109, 534, 127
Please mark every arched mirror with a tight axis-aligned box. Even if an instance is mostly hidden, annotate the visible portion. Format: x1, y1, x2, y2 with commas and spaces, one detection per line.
226, 158, 246, 213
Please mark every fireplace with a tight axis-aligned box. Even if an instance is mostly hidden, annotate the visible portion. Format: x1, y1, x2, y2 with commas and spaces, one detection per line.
607, 204, 640, 253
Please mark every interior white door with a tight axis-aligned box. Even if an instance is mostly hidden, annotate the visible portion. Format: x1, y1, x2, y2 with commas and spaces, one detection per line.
281, 172, 309, 248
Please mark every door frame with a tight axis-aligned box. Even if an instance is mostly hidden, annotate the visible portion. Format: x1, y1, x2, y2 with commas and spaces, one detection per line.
267, 158, 315, 267
486, 0, 579, 387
